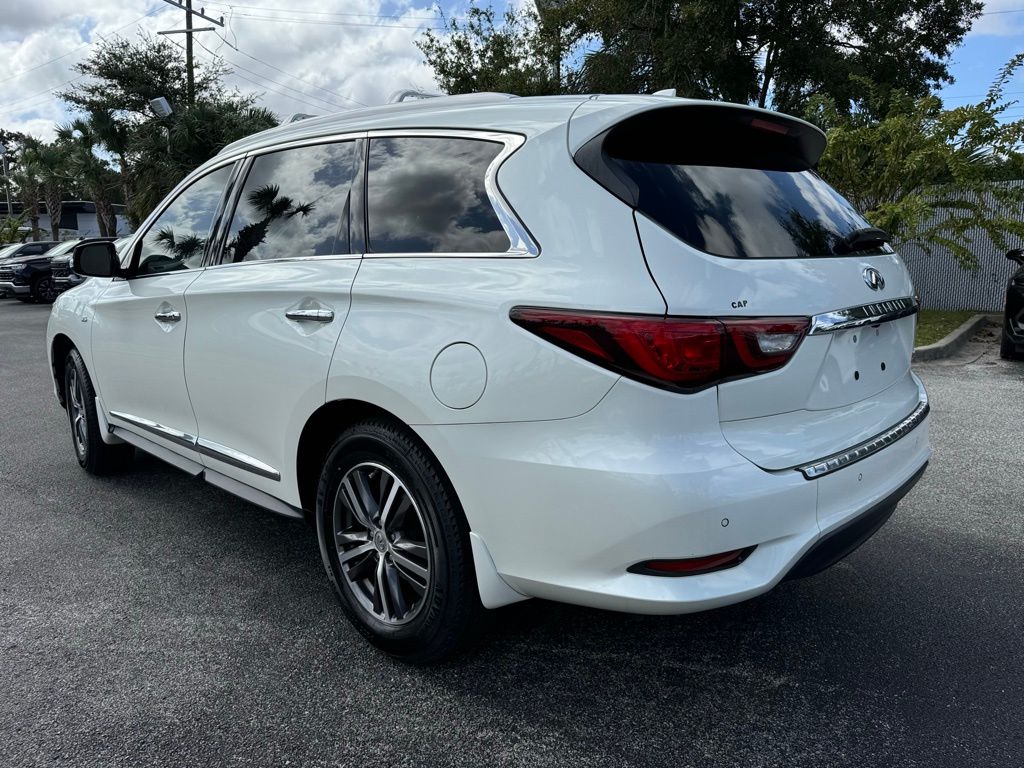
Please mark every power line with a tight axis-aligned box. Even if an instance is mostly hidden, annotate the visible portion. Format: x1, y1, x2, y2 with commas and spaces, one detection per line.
186, 38, 346, 113
213, 33, 367, 107
0, 8, 162, 87
204, 2, 439, 21
0, 78, 83, 118
220, 12, 442, 30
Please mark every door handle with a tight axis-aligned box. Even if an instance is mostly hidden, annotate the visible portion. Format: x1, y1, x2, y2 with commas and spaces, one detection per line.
154, 309, 181, 323
285, 308, 334, 323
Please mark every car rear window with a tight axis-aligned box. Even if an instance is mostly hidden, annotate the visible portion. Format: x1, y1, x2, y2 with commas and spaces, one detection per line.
576, 104, 891, 260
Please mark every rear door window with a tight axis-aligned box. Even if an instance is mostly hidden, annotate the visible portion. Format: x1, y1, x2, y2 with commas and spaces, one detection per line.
223, 141, 359, 263
366, 136, 511, 254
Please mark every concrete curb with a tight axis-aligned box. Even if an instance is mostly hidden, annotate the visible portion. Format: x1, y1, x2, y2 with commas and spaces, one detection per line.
913, 313, 991, 362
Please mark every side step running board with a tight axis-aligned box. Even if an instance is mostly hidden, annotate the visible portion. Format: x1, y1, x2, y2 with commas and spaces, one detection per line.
109, 426, 304, 521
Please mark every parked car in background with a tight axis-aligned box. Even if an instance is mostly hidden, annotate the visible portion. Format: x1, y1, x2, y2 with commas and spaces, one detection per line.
47, 93, 930, 663
51, 237, 125, 295
1001, 248, 1024, 360
0, 241, 58, 262
0, 241, 62, 301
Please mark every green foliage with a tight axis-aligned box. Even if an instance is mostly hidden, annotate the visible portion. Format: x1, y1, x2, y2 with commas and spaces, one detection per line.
58, 33, 278, 227
417, 4, 573, 96
812, 56, 1024, 269
0, 212, 30, 244
419, 0, 982, 117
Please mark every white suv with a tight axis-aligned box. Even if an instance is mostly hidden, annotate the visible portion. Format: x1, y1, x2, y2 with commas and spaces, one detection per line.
47, 94, 930, 662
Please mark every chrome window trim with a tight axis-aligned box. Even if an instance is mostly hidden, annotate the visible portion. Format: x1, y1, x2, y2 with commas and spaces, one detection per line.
795, 398, 930, 480
108, 410, 280, 481
808, 296, 918, 335
204, 253, 360, 271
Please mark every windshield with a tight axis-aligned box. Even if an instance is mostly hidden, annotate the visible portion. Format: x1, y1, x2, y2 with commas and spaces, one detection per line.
0, 244, 21, 259
47, 240, 79, 258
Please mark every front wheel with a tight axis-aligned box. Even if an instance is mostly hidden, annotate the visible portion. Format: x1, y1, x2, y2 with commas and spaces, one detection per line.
64, 349, 134, 475
32, 275, 57, 303
316, 418, 482, 664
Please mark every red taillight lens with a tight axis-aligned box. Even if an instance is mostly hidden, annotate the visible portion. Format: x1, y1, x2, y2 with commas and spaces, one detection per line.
510, 307, 808, 391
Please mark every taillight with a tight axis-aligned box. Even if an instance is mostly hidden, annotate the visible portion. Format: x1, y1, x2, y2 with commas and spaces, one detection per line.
510, 307, 808, 391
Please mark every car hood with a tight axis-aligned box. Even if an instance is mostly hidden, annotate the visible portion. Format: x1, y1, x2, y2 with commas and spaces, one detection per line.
1, 253, 50, 266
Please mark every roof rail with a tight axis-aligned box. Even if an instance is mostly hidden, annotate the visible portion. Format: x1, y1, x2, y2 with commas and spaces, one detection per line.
388, 89, 441, 104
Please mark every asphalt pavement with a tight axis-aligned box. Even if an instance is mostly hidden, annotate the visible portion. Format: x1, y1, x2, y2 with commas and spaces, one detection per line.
1, 299, 1022, 768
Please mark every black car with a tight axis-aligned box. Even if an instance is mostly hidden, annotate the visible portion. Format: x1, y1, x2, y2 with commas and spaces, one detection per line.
0, 240, 68, 303
1001, 248, 1024, 360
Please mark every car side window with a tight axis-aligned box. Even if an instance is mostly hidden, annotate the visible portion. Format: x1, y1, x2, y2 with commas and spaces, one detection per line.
223, 141, 358, 263
367, 136, 511, 254
134, 165, 233, 277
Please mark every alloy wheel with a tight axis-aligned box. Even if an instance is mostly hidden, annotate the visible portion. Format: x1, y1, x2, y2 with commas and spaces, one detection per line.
67, 367, 88, 458
37, 277, 57, 302
333, 462, 432, 625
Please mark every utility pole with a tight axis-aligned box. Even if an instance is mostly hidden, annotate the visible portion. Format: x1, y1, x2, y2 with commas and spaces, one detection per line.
157, 0, 224, 108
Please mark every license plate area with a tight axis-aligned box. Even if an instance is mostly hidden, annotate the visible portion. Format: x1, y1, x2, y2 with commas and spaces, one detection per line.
806, 317, 914, 410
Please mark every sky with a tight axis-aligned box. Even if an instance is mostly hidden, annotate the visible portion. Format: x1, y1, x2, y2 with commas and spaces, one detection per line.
1, 0, 1024, 143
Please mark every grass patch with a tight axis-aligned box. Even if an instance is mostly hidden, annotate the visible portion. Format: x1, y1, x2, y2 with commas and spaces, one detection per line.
915, 310, 978, 347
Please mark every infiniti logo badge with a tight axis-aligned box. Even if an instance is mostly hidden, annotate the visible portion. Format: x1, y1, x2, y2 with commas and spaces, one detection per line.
863, 267, 885, 291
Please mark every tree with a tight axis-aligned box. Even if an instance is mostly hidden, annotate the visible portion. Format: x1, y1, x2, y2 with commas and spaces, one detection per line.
418, 3, 578, 96
58, 32, 276, 226
811, 58, 1024, 269
24, 141, 69, 241
10, 151, 43, 241
419, 1, 983, 117
56, 119, 120, 236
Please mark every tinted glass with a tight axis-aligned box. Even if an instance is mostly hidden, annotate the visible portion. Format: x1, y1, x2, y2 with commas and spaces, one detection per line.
610, 162, 887, 260
224, 141, 358, 263
367, 137, 510, 253
135, 165, 232, 275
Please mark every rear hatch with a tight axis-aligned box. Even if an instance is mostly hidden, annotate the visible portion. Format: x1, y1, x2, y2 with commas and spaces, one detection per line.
571, 99, 923, 470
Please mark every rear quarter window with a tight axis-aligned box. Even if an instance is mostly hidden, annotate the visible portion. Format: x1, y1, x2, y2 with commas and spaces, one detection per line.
366, 136, 511, 254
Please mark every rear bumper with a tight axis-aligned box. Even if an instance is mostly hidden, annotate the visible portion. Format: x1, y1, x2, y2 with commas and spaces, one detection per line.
786, 462, 926, 579
417, 374, 931, 615
0, 281, 29, 296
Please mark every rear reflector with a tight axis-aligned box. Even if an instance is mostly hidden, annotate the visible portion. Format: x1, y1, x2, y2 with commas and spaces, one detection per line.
510, 307, 808, 391
629, 547, 755, 577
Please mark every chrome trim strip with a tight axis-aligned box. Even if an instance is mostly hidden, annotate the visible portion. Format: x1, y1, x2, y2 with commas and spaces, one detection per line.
195, 438, 281, 481
108, 410, 196, 449
108, 411, 280, 480
285, 308, 334, 322
796, 399, 930, 479
808, 296, 918, 335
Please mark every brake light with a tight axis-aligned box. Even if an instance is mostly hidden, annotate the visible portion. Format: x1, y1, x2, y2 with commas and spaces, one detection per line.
510, 307, 808, 391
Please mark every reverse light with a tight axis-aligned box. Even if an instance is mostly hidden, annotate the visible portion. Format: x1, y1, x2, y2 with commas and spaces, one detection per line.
509, 307, 808, 391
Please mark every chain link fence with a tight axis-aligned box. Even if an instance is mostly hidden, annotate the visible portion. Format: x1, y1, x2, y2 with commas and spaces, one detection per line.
899, 182, 1022, 312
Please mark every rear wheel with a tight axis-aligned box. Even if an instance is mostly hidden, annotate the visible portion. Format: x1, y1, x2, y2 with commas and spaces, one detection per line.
64, 349, 134, 475
316, 418, 481, 664
31, 275, 57, 303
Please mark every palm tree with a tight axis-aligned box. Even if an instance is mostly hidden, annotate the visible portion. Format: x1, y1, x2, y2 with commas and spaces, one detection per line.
56, 119, 120, 237
21, 140, 66, 241
10, 152, 43, 241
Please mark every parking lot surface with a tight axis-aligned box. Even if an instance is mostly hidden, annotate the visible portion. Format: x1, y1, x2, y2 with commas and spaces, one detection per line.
1, 299, 1022, 768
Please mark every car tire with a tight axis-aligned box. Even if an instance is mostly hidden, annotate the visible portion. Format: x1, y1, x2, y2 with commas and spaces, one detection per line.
1000, 329, 1021, 360
315, 418, 482, 664
31, 275, 58, 304
64, 348, 134, 475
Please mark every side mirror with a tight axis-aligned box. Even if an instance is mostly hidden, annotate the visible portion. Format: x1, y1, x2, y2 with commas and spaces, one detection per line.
73, 240, 120, 278
1007, 248, 1024, 264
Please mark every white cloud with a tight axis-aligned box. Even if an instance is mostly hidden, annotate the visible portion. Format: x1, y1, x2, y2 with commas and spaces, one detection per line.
0, 0, 449, 141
